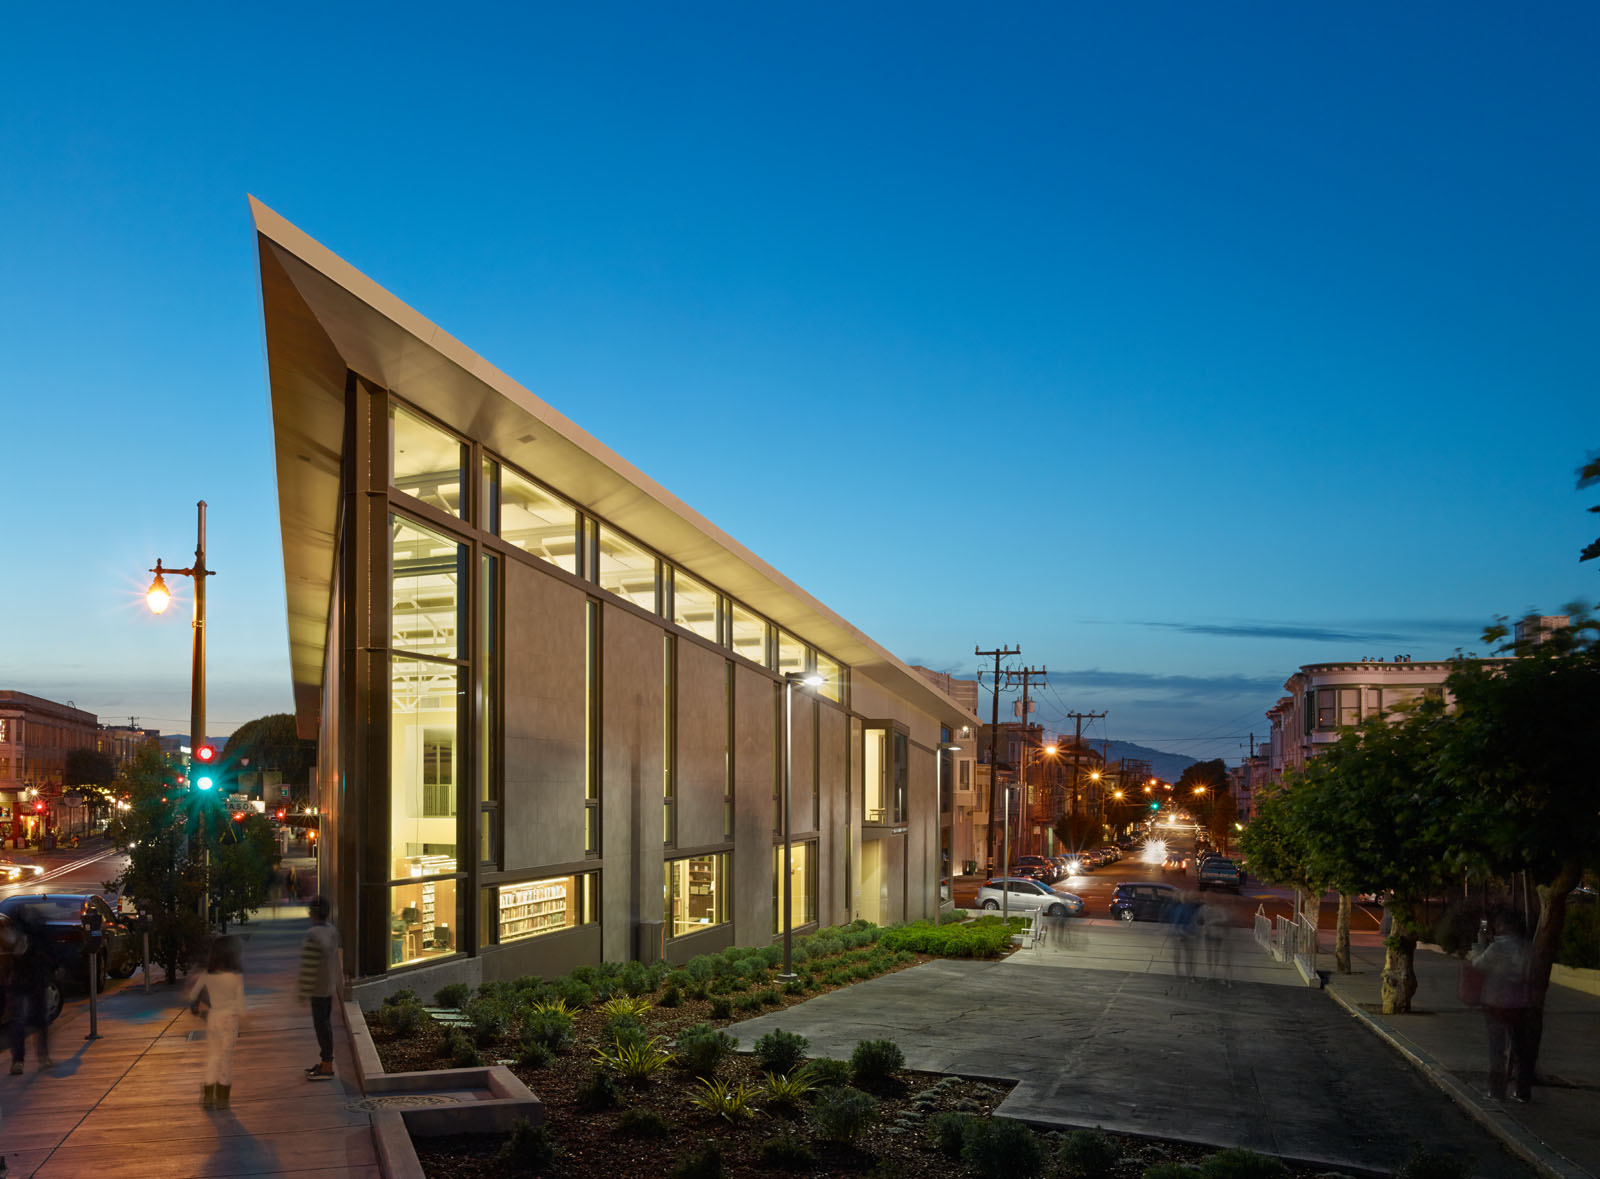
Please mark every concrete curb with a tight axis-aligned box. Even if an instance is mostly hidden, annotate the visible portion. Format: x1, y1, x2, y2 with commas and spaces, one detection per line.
1324, 985, 1592, 1179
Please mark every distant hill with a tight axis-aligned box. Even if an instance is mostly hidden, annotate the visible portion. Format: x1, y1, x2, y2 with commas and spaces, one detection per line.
1081, 739, 1198, 784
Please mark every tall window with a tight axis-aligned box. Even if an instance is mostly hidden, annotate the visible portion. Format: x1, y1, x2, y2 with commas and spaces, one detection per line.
814, 651, 844, 704
773, 840, 817, 933
664, 853, 729, 938
486, 460, 579, 574
389, 512, 466, 969
479, 552, 500, 867
673, 568, 720, 643
727, 601, 767, 667
595, 525, 658, 610
390, 405, 465, 518
891, 731, 908, 823
776, 631, 807, 677
863, 727, 887, 823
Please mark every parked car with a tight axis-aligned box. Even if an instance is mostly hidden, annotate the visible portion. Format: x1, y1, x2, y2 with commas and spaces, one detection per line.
1196, 857, 1242, 893
975, 878, 1085, 918
0, 894, 141, 992
1058, 854, 1086, 875
1109, 881, 1180, 922
1012, 855, 1063, 882
1077, 850, 1104, 869
1006, 863, 1051, 882
1099, 846, 1121, 863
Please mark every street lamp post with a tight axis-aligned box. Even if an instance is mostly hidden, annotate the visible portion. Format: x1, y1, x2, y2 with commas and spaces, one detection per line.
779, 670, 824, 982
147, 500, 218, 924
1000, 784, 1015, 923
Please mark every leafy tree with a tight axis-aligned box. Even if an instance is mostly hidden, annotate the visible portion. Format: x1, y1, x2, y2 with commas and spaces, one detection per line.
104, 745, 208, 979
1579, 453, 1599, 566
1177, 759, 1228, 792
64, 748, 117, 787
1434, 613, 1600, 1070
223, 713, 315, 801
211, 812, 278, 929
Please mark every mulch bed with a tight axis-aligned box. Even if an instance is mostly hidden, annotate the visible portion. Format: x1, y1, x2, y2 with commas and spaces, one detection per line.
373, 952, 1360, 1178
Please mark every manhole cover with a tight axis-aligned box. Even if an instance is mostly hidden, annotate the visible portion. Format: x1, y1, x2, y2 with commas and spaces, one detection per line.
347, 1094, 464, 1112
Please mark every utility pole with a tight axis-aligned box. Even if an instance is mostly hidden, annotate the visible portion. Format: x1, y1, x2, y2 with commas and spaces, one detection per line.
1064, 711, 1107, 830
1008, 666, 1048, 856
975, 644, 1019, 871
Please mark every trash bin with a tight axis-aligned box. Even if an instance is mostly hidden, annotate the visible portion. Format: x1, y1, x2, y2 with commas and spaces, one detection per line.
44, 833, 56, 851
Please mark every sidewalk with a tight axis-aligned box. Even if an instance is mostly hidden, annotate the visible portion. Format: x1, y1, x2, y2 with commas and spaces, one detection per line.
0, 906, 380, 1178
1325, 935, 1600, 1179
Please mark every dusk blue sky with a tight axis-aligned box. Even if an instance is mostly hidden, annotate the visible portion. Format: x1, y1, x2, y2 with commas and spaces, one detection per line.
3, 4, 1595, 760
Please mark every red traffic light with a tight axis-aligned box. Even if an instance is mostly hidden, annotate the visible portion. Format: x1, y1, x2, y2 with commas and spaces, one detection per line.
195, 745, 217, 764
275, 810, 286, 820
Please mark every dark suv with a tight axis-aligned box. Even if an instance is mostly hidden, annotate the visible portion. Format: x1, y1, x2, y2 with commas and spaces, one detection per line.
1197, 858, 1242, 893
1109, 882, 1179, 922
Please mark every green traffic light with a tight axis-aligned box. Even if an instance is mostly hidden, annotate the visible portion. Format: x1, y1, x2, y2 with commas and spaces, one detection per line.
1149, 801, 1160, 810
197, 775, 216, 791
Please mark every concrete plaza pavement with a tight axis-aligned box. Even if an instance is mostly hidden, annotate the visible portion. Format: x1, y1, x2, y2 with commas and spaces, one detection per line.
1325, 935, 1599, 1179
729, 920, 1535, 1177
0, 906, 379, 1178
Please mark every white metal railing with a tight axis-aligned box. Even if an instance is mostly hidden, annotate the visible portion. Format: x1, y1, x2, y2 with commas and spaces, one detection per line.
1255, 905, 1321, 982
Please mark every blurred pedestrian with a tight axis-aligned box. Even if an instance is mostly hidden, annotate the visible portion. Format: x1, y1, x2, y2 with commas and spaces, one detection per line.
1469, 908, 1533, 1102
8, 906, 53, 1074
1169, 894, 1200, 984
1200, 900, 1232, 983
188, 935, 245, 1109
298, 896, 339, 1081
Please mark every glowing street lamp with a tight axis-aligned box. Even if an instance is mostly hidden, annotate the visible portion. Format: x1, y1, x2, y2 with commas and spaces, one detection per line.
146, 500, 219, 924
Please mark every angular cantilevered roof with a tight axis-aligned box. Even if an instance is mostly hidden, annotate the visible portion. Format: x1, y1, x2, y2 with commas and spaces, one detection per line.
251, 197, 969, 736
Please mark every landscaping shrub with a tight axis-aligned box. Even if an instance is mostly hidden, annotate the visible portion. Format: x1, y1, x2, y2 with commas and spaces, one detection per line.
801, 1057, 852, 1088
940, 909, 967, 924
677, 1022, 736, 1078
759, 987, 782, 1007
1393, 1146, 1469, 1179
433, 982, 471, 1008
1058, 1129, 1122, 1177
736, 957, 768, 982
689, 1077, 761, 1122
758, 944, 784, 969
619, 960, 654, 997
660, 982, 683, 1007
671, 1141, 726, 1179
810, 1086, 877, 1144
516, 1040, 554, 1069
927, 1111, 979, 1159
1196, 1149, 1288, 1179
962, 1116, 1044, 1179
463, 996, 512, 1045
684, 955, 715, 983
735, 993, 765, 1014
569, 965, 598, 985
709, 996, 733, 1020
550, 976, 595, 1009
604, 1014, 650, 1051
758, 1132, 815, 1170
599, 994, 653, 1021
383, 988, 422, 1006
497, 1117, 557, 1170
849, 1039, 905, 1088
593, 1035, 674, 1082
877, 921, 1012, 959
617, 1107, 672, 1138
446, 1027, 482, 1067
754, 1027, 809, 1075
377, 998, 428, 1036
1143, 1166, 1202, 1179
783, 978, 806, 997
575, 1068, 620, 1112
762, 1069, 817, 1111
522, 1006, 575, 1054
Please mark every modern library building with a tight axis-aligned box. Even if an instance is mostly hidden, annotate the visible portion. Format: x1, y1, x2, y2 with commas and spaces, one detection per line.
252, 200, 969, 997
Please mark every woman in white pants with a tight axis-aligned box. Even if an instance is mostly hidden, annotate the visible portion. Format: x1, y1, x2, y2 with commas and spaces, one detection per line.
187, 936, 245, 1110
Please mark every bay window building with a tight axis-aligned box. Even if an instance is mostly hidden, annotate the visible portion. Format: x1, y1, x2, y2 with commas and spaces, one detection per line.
253, 200, 968, 1001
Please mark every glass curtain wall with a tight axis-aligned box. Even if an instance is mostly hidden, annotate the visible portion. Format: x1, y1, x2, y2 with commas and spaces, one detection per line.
391, 405, 465, 517
389, 513, 467, 968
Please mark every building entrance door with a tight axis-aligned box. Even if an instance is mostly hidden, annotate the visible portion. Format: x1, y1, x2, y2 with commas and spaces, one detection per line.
858, 839, 884, 925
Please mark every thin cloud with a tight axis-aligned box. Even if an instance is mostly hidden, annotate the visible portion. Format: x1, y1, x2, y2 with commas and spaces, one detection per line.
1133, 618, 1488, 644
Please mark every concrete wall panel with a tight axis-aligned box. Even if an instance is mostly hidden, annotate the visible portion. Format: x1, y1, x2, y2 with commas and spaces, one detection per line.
601, 605, 665, 961
675, 640, 728, 850
503, 562, 587, 872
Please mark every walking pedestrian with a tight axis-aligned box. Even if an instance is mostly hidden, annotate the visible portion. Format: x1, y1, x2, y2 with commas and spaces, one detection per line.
188, 935, 245, 1109
8, 906, 53, 1074
1169, 894, 1201, 984
298, 896, 339, 1081
1200, 900, 1232, 984
1469, 908, 1533, 1102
